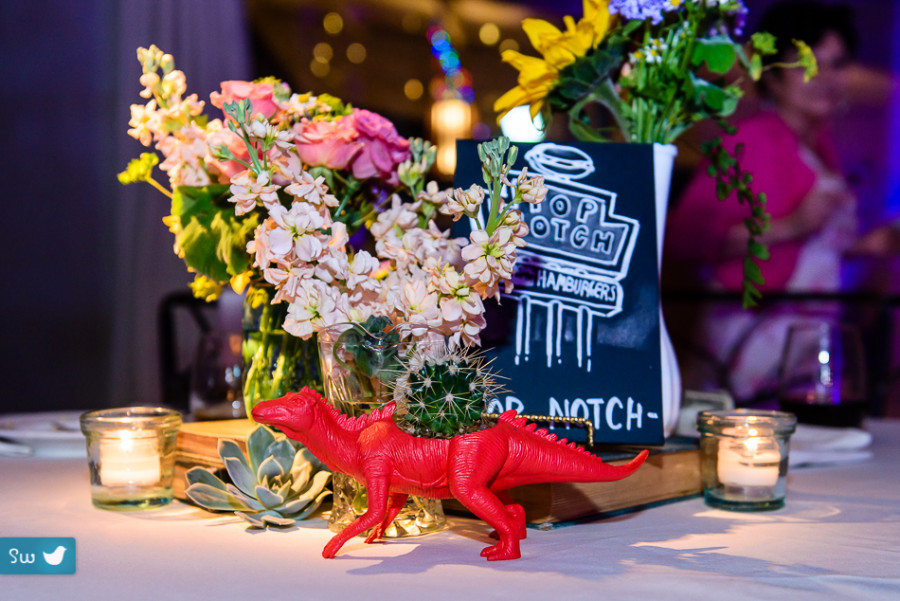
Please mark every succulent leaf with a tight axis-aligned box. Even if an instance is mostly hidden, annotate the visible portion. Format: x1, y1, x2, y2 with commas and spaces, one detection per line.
260, 513, 296, 527
218, 439, 248, 465
236, 510, 293, 528
225, 483, 265, 511
267, 439, 296, 475
186, 483, 248, 511
255, 485, 285, 508
185, 425, 332, 528
223, 456, 258, 497
275, 480, 293, 499
185, 466, 228, 490
285, 490, 332, 520
235, 511, 265, 528
247, 426, 277, 474
257, 454, 286, 482
284, 471, 332, 508
294, 447, 327, 472
290, 462, 312, 492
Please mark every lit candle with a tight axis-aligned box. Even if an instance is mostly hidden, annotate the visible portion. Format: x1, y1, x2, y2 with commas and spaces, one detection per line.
99, 430, 161, 486
717, 428, 781, 487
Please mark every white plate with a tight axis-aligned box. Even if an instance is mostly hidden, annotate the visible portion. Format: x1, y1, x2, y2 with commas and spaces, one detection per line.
788, 423, 873, 467
791, 423, 873, 452
0, 411, 87, 458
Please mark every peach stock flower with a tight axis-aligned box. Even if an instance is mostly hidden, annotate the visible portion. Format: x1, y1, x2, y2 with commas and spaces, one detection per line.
283, 280, 348, 339
229, 170, 279, 215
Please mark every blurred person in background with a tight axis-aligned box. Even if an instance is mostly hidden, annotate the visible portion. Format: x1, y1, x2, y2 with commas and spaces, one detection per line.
664, 1, 864, 402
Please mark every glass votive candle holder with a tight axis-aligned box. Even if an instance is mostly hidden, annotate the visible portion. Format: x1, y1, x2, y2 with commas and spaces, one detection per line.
697, 410, 797, 511
80, 407, 182, 511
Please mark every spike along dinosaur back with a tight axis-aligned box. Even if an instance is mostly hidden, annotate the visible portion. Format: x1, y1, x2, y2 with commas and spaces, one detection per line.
252, 387, 648, 561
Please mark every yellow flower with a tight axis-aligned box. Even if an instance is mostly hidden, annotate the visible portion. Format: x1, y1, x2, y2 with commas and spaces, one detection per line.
793, 39, 818, 82
581, 0, 614, 48
190, 274, 223, 302
494, 50, 559, 121
230, 271, 252, 294
494, 0, 613, 121
161, 214, 180, 234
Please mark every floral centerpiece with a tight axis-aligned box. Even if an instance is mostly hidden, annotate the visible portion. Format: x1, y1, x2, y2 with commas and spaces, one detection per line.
119, 46, 547, 428
494, 0, 816, 306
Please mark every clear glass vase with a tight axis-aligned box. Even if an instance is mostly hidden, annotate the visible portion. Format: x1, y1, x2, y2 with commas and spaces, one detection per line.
317, 322, 447, 537
242, 286, 321, 417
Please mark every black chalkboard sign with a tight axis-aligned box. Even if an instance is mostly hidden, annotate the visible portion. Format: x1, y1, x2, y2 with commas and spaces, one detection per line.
454, 141, 665, 445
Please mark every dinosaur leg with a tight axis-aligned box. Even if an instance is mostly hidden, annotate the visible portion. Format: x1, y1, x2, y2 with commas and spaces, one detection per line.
323, 476, 390, 559
448, 445, 520, 560
364, 492, 408, 544
493, 491, 527, 541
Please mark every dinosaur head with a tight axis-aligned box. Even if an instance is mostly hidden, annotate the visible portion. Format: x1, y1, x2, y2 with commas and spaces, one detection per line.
252, 387, 323, 434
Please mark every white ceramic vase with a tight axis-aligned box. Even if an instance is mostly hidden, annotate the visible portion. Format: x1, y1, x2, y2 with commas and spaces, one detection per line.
652, 143, 682, 437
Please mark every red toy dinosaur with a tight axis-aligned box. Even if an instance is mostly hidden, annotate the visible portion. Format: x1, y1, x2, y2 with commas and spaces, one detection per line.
252, 387, 648, 560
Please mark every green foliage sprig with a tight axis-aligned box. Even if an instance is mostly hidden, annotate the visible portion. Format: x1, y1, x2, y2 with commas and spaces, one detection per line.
701, 120, 771, 307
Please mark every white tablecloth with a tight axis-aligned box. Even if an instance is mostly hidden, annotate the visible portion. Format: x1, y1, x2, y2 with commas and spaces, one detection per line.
2, 421, 899, 601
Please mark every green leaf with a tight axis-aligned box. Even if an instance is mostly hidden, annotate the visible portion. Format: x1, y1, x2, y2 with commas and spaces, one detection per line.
689, 75, 728, 113
750, 54, 763, 81
225, 484, 265, 510
691, 37, 738, 74
267, 440, 296, 475
749, 240, 771, 260
294, 446, 327, 472
742, 287, 760, 309
255, 485, 285, 509
281, 472, 332, 512
218, 439, 248, 464
744, 256, 765, 285
247, 426, 277, 474
257, 455, 286, 482
572, 57, 596, 84
185, 483, 247, 512
235, 511, 266, 528
260, 513, 296, 527
284, 490, 331, 520
185, 467, 227, 490
751, 32, 777, 55
275, 480, 293, 499
171, 185, 260, 282
223, 456, 258, 497
290, 463, 312, 492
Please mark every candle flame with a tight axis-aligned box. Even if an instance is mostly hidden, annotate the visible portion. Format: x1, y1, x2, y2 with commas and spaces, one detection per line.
119, 430, 135, 452
745, 436, 760, 454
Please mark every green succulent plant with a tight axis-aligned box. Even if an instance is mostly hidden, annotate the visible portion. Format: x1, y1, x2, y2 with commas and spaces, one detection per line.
393, 346, 503, 438
185, 425, 331, 528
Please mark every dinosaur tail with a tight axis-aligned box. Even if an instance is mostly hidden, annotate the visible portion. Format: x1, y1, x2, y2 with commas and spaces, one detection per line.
538, 446, 649, 484
495, 412, 650, 486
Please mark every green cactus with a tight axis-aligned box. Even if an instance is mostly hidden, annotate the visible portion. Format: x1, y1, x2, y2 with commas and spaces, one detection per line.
393, 345, 503, 438
184, 425, 331, 528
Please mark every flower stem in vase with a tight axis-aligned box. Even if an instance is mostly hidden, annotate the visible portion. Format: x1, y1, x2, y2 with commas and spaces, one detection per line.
242, 287, 321, 418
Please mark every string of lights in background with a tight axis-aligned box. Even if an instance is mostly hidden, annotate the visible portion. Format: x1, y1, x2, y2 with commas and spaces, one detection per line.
427, 26, 474, 175
306, 11, 544, 175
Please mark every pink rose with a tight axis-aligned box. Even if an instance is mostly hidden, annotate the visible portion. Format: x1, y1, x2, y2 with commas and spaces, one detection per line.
293, 118, 362, 171
205, 126, 250, 182
210, 80, 286, 121
347, 109, 410, 183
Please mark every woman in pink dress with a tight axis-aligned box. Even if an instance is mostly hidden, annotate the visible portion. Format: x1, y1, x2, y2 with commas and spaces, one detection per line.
665, 1, 858, 402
